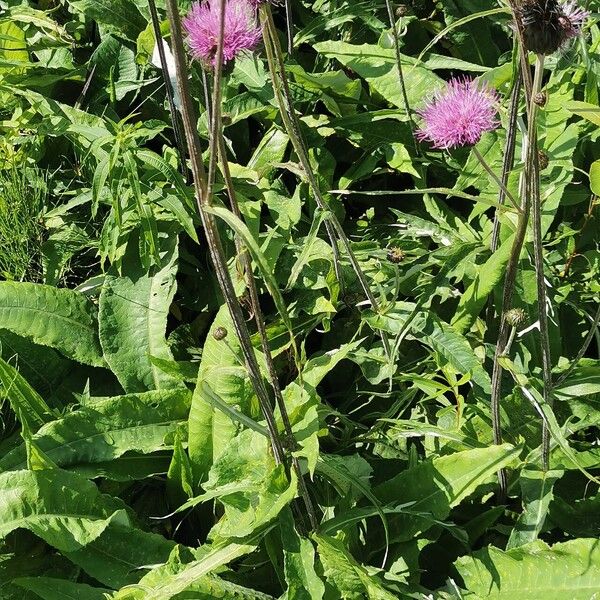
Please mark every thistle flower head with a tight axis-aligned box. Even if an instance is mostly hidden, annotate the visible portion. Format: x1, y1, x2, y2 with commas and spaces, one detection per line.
517, 0, 589, 54
183, 0, 261, 67
416, 77, 499, 150
559, 0, 590, 38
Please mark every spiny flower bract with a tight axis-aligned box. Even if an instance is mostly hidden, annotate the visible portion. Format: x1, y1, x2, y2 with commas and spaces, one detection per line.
416, 77, 499, 150
183, 0, 261, 67
559, 0, 590, 39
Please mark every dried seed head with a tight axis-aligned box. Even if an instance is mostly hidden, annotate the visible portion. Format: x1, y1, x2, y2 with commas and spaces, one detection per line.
505, 308, 527, 327
538, 150, 549, 169
387, 247, 406, 264
213, 326, 228, 341
518, 0, 564, 55
517, 0, 590, 55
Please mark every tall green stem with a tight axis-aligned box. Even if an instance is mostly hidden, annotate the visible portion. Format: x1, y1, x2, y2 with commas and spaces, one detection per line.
529, 54, 553, 471
489, 51, 544, 500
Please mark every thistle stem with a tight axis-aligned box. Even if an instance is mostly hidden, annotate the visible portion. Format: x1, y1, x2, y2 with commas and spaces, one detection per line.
164, 0, 287, 469
529, 54, 554, 471
147, 0, 188, 179
216, 121, 318, 531
384, 0, 417, 149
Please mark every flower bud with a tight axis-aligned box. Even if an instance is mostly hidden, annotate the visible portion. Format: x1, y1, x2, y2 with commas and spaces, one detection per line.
213, 326, 228, 341
505, 308, 527, 327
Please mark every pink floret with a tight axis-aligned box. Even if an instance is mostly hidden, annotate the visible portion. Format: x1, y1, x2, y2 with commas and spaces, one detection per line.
183, 0, 261, 66
416, 77, 499, 150
560, 0, 590, 39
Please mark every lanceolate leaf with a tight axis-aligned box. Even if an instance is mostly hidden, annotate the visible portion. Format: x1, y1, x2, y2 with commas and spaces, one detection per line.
0, 356, 57, 431
456, 538, 600, 599
0, 282, 104, 367
14, 578, 109, 600
374, 444, 520, 543
99, 234, 182, 392
0, 389, 191, 473
0, 469, 130, 552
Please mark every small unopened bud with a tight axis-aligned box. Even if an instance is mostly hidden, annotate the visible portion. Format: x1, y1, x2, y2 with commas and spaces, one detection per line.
505, 308, 527, 327
396, 4, 409, 17
213, 326, 228, 341
533, 91, 547, 107
538, 150, 549, 170
387, 247, 406, 264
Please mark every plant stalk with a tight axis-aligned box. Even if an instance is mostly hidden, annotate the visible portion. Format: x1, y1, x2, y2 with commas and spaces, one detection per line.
164, 0, 287, 469
529, 54, 553, 471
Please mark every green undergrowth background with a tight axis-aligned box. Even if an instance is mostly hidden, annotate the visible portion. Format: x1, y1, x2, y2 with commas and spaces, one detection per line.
0, 0, 598, 598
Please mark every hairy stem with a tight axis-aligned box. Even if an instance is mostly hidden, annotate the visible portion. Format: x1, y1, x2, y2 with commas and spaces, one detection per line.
164, 0, 287, 468
384, 0, 417, 148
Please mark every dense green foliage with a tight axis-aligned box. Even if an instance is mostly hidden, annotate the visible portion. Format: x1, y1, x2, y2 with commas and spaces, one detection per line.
0, 0, 599, 598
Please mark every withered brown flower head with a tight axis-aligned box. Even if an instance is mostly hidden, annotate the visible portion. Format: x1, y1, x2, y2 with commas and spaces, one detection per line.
517, 0, 589, 55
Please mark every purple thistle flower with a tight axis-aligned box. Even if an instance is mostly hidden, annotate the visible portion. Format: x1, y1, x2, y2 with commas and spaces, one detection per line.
416, 77, 500, 150
559, 0, 590, 39
183, 0, 261, 67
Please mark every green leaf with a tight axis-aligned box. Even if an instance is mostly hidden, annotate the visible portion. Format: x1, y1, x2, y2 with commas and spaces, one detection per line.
374, 445, 520, 542
0, 282, 104, 367
507, 466, 563, 549
0, 389, 191, 473
590, 160, 600, 197
0, 356, 57, 432
99, 233, 182, 392
113, 537, 263, 600
13, 577, 109, 600
451, 234, 516, 333
366, 302, 491, 392
456, 538, 600, 599
0, 469, 130, 552
314, 534, 397, 600
188, 306, 252, 486
68, 0, 145, 41
312, 41, 441, 116
280, 507, 325, 600
64, 524, 176, 589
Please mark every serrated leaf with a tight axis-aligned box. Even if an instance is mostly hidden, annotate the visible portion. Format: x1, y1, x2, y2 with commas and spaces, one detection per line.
456, 538, 600, 599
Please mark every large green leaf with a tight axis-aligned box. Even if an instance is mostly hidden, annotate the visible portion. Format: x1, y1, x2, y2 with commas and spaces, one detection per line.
312, 41, 442, 115
0, 389, 191, 473
112, 538, 263, 600
112, 545, 274, 600
14, 578, 109, 600
456, 538, 600, 599
0, 282, 104, 367
68, 0, 145, 41
507, 466, 563, 549
314, 534, 397, 600
374, 444, 520, 542
99, 235, 182, 393
280, 508, 325, 600
188, 306, 254, 486
0, 469, 130, 552
64, 524, 176, 589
